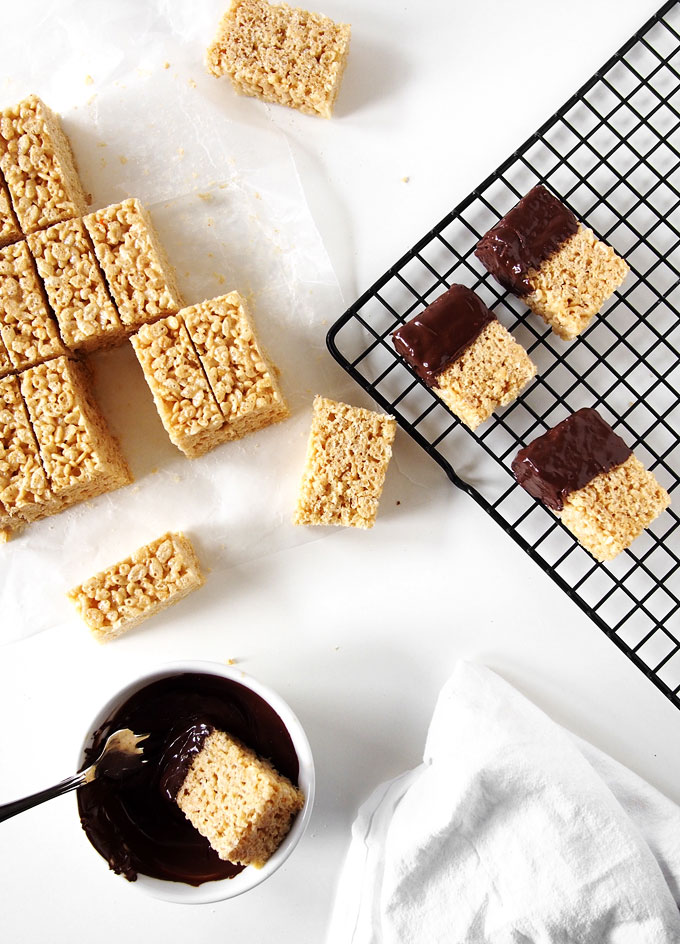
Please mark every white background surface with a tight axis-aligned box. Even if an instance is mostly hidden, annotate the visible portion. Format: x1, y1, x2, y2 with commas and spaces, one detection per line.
1, 1, 678, 942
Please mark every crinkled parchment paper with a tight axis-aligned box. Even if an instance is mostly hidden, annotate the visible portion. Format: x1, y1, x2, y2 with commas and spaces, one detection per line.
0, 0, 352, 642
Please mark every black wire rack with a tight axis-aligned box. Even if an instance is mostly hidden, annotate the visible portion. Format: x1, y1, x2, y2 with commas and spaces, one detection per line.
327, 2, 680, 708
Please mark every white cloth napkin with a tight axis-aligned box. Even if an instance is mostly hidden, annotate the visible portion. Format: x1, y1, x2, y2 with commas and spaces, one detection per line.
327, 663, 680, 944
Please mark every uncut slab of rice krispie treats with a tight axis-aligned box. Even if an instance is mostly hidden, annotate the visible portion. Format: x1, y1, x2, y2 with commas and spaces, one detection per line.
0, 178, 21, 248
294, 396, 396, 529
0, 373, 57, 541
20, 355, 131, 509
28, 219, 125, 352
0, 240, 65, 371
392, 284, 536, 430
181, 293, 288, 441
512, 407, 670, 561
84, 199, 182, 329
171, 726, 304, 867
475, 185, 628, 341
68, 531, 204, 641
0, 95, 87, 235
206, 0, 351, 118
131, 315, 224, 458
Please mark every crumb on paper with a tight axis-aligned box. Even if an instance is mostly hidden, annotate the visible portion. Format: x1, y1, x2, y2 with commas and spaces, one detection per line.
85, 74, 94, 85
401, 176, 410, 183
188, 78, 197, 88
164, 61, 171, 70
207, 217, 214, 227
212, 272, 226, 285
97, 141, 107, 148
226, 658, 236, 665
396, 500, 401, 506
197, 192, 213, 202
85, 192, 93, 206
119, 155, 128, 165
87, 95, 97, 106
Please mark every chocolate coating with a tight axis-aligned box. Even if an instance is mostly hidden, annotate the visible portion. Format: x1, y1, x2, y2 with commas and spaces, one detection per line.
78, 672, 300, 886
475, 185, 578, 295
511, 408, 632, 511
391, 284, 495, 386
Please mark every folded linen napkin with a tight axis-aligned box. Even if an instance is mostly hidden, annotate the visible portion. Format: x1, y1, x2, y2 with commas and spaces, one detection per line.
327, 663, 680, 944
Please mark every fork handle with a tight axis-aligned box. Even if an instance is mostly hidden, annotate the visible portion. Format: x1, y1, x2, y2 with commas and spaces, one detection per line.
0, 770, 88, 823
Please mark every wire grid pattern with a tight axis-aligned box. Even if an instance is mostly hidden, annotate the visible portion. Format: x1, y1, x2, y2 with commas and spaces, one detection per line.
327, 2, 680, 707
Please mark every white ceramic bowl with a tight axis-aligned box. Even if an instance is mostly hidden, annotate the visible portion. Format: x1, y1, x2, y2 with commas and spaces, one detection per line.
79, 661, 315, 904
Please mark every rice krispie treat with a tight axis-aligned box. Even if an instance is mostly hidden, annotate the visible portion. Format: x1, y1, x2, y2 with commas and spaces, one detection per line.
0, 179, 21, 248
0, 95, 87, 235
0, 374, 57, 541
182, 293, 288, 442
206, 0, 351, 119
0, 240, 65, 370
84, 199, 182, 329
130, 315, 224, 458
20, 355, 131, 508
475, 185, 628, 341
28, 219, 125, 352
512, 407, 671, 561
67, 531, 204, 641
0, 334, 12, 379
392, 284, 536, 430
294, 396, 396, 529
169, 725, 304, 867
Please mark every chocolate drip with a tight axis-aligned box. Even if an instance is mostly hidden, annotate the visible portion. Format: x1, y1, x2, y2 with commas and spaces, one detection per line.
78, 672, 300, 886
511, 408, 632, 510
391, 284, 495, 386
475, 185, 578, 295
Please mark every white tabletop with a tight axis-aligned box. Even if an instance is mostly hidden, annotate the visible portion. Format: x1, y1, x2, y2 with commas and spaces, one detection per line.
1, 1, 678, 942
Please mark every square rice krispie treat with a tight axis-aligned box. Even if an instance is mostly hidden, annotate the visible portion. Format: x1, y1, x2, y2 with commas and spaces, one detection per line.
182, 293, 288, 441
0, 374, 57, 541
84, 199, 183, 329
294, 395, 396, 529
20, 355, 131, 508
475, 185, 628, 341
28, 219, 125, 352
173, 727, 304, 867
512, 407, 671, 561
206, 0, 351, 118
130, 315, 224, 458
67, 531, 204, 640
0, 178, 21, 248
0, 95, 87, 235
392, 284, 536, 430
0, 240, 65, 370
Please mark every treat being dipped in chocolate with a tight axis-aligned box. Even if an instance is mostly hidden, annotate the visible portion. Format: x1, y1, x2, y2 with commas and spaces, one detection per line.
475, 185, 628, 341
392, 284, 536, 430
512, 408, 670, 561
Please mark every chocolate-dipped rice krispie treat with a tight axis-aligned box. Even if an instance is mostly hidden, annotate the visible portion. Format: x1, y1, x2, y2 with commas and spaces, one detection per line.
0, 179, 21, 249
167, 724, 304, 867
475, 185, 628, 341
84, 198, 182, 329
28, 219, 125, 352
0, 95, 87, 235
68, 532, 204, 640
206, 0, 351, 118
181, 293, 288, 441
294, 396, 396, 529
512, 407, 670, 561
392, 284, 536, 430
0, 240, 65, 371
20, 355, 131, 509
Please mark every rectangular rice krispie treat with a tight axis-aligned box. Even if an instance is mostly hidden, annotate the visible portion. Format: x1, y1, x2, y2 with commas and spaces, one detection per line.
512, 407, 671, 561
67, 531, 204, 641
206, 0, 351, 118
28, 219, 125, 352
294, 396, 396, 529
84, 198, 183, 329
20, 355, 131, 508
182, 293, 288, 442
475, 185, 628, 341
0, 178, 21, 248
0, 374, 57, 541
0, 95, 87, 235
173, 727, 304, 867
0, 240, 65, 370
130, 315, 224, 458
392, 284, 536, 430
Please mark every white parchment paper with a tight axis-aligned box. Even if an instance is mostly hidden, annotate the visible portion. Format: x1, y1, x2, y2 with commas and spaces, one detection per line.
0, 0, 351, 642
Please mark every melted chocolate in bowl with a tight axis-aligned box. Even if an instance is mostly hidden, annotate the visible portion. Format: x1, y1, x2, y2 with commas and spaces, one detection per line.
78, 672, 300, 886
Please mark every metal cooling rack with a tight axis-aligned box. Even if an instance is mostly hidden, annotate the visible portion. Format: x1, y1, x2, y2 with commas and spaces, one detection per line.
327, 2, 680, 707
